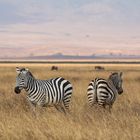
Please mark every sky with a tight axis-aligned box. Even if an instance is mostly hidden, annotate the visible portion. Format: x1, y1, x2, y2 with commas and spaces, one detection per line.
0, 0, 140, 57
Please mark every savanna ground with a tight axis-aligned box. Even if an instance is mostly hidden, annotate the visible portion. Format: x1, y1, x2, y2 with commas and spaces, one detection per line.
0, 63, 140, 140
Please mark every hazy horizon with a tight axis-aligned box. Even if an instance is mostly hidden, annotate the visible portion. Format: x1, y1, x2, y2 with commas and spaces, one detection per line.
0, 0, 140, 58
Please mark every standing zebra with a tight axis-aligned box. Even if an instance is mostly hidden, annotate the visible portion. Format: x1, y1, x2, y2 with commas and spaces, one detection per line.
87, 72, 123, 111
14, 67, 73, 113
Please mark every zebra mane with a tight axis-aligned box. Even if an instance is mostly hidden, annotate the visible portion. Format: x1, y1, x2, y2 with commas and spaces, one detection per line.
108, 72, 118, 79
20, 68, 34, 78
19, 68, 34, 78
108, 72, 119, 89
111, 72, 118, 76
27, 71, 35, 78
20, 68, 26, 71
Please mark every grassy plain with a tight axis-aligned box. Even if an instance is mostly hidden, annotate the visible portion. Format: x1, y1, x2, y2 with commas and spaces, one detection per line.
0, 63, 140, 140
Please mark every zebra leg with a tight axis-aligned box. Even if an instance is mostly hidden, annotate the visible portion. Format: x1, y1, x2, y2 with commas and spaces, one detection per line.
54, 104, 66, 114
54, 104, 61, 111
28, 101, 37, 116
63, 98, 71, 113
60, 103, 66, 114
102, 104, 106, 109
62, 93, 72, 113
63, 82, 72, 113
98, 101, 107, 112
108, 105, 112, 113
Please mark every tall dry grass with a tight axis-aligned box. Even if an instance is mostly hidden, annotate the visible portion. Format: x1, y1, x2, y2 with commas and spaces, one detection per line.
0, 63, 140, 140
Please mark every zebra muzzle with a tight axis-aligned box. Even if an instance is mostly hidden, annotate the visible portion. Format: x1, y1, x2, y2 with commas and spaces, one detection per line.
118, 89, 123, 94
14, 87, 21, 94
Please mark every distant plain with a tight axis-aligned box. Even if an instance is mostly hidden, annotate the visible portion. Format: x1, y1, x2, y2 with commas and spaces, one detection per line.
0, 63, 140, 140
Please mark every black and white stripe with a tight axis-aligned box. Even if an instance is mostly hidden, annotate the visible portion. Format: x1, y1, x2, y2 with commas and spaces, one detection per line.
87, 72, 123, 110
14, 67, 73, 112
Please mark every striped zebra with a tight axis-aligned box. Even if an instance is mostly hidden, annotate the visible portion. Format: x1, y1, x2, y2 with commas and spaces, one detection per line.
87, 72, 123, 111
14, 67, 73, 113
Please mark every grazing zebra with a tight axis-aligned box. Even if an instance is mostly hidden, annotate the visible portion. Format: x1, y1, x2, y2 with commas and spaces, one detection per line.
87, 72, 123, 111
51, 66, 58, 71
95, 66, 105, 71
14, 67, 73, 113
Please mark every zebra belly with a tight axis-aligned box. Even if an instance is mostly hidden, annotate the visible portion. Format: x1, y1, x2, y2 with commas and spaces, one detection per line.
45, 89, 63, 105
27, 93, 46, 106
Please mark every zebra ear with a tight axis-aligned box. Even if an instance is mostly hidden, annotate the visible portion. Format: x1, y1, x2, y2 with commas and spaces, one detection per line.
25, 68, 29, 71
111, 72, 115, 75
120, 72, 123, 77
16, 67, 21, 74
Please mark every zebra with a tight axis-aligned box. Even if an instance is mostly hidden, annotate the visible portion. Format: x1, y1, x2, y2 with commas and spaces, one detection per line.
95, 66, 105, 71
14, 67, 73, 113
87, 72, 123, 111
51, 66, 58, 71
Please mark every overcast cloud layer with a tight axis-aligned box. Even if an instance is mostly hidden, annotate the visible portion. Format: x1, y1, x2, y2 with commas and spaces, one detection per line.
0, 0, 140, 57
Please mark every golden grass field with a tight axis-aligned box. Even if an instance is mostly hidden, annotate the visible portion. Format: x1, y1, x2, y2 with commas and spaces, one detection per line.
0, 63, 140, 140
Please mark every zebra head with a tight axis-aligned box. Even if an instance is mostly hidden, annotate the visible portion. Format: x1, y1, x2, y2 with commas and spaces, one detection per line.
14, 67, 31, 94
109, 72, 123, 94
